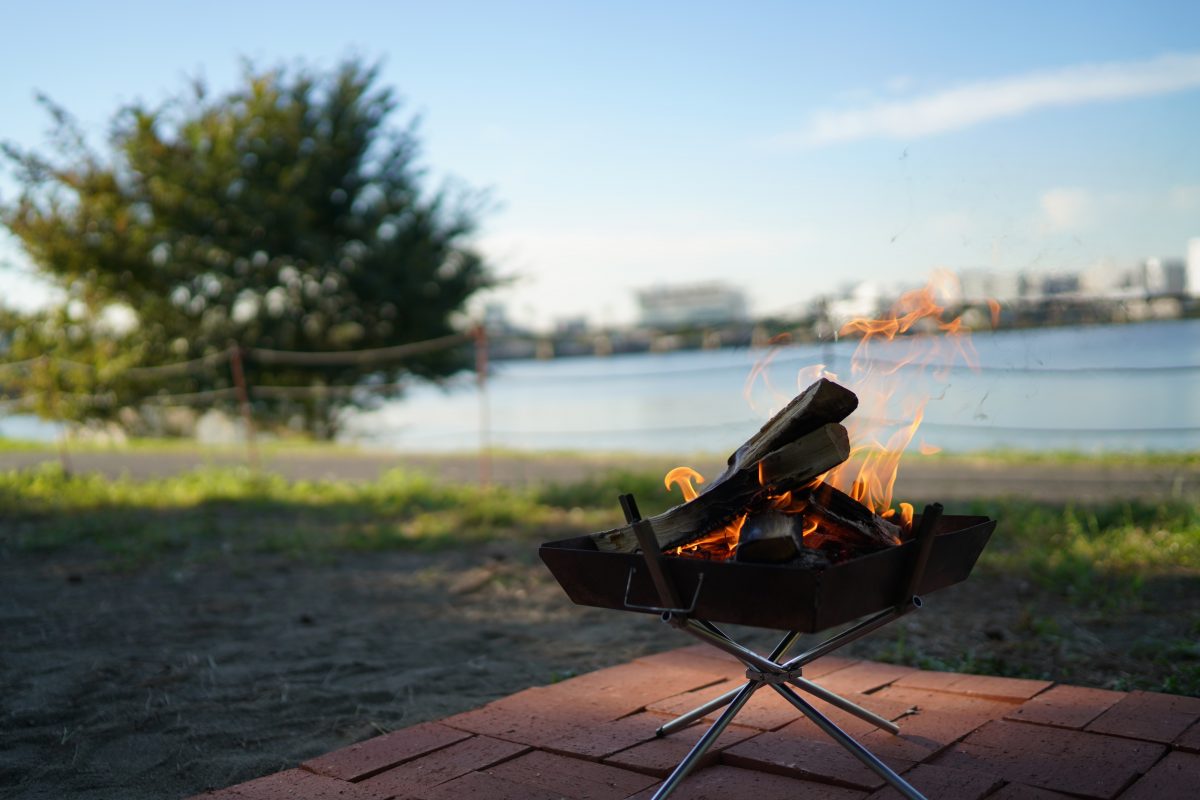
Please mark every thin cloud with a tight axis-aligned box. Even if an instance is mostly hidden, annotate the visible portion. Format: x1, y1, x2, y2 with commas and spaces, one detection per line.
782, 52, 1200, 147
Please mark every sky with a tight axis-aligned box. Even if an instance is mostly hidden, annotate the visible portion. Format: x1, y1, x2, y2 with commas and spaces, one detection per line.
1, 1, 1198, 330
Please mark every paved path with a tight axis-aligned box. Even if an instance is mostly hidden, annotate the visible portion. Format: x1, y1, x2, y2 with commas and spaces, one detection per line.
190, 646, 1199, 799
3, 449, 1198, 502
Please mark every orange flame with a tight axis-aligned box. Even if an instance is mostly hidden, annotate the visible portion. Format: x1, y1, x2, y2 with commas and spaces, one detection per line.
662, 272, 977, 561
664, 466, 704, 502
824, 271, 977, 520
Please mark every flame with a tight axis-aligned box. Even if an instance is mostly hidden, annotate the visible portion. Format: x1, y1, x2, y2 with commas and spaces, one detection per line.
919, 441, 942, 456
664, 466, 704, 501
824, 272, 977, 522
661, 272, 977, 561
987, 298, 1001, 329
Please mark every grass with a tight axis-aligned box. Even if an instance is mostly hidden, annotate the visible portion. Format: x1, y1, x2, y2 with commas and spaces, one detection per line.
2, 462, 1198, 693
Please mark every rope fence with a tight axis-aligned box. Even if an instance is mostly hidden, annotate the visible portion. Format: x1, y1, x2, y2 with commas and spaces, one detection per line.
3, 330, 1199, 477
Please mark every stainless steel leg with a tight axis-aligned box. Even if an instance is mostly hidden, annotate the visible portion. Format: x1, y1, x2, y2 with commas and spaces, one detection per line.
657, 630, 803, 737
769, 683, 926, 800
789, 675, 901, 735
652, 681, 760, 800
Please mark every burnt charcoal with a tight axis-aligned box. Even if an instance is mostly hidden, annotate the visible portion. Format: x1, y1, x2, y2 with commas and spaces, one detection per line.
735, 511, 800, 563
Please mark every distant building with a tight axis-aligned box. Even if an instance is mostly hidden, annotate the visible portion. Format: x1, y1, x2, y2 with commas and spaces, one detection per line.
825, 281, 886, 328
1188, 238, 1200, 296
957, 269, 1022, 303
636, 282, 748, 328
1138, 258, 1187, 296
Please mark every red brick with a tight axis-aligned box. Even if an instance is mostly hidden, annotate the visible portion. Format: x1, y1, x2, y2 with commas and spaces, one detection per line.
934, 719, 1165, 798
814, 662, 917, 695
865, 763, 1002, 800
359, 736, 526, 796
626, 765, 868, 799
1004, 685, 1125, 730
893, 671, 1050, 702
894, 670, 971, 692
723, 729, 916, 790
540, 660, 726, 721
1176, 720, 1200, 753
647, 680, 805, 731
872, 685, 1016, 718
779, 691, 914, 743
441, 686, 592, 746
1086, 690, 1200, 744
484, 750, 657, 799
634, 649, 747, 682
858, 706, 998, 763
798, 656, 862, 680
986, 784, 1075, 798
603, 722, 759, 776
1119, 750, 1200, 799
415, 770, 564, 800
215, 768, 394, 799
301, 722, 471, 781
542, 712, 676, 760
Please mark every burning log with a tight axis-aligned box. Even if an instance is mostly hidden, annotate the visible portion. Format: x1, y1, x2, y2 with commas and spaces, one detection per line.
591, 379, 857, 554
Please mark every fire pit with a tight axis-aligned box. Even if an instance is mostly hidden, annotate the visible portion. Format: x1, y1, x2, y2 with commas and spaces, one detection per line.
539, 377, 996, 800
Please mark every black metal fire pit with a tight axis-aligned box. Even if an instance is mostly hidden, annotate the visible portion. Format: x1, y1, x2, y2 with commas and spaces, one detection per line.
540, 500, 995, 800
540, 512, 993, 632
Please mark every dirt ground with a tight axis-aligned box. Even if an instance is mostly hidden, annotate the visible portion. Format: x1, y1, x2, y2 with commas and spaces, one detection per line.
3, 532, 1197, 800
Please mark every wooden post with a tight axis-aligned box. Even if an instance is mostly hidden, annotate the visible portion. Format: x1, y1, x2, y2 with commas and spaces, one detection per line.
474, 324, 491, 487
228, 344, 259, 470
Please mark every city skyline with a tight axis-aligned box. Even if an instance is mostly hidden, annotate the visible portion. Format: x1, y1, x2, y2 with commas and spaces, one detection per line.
1, 2, 1198, 331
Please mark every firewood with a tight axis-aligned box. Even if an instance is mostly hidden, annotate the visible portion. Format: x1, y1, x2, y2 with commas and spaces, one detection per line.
807, 481, 902, 549
735, 511, 800, 563
591, 380, 857, 555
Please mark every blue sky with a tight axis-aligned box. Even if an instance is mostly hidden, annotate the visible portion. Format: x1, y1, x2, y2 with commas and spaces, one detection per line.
2, 1, 1198, 328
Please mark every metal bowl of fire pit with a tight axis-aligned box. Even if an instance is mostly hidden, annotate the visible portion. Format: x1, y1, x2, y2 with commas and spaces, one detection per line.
540, 512, 994, 632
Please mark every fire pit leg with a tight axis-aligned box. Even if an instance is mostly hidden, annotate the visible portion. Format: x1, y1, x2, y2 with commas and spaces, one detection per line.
656, 629, 803, 737
652, 681, 761, 800
770, 682, 927, 800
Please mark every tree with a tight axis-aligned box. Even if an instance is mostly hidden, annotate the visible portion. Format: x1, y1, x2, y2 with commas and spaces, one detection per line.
1, 59, 492, 436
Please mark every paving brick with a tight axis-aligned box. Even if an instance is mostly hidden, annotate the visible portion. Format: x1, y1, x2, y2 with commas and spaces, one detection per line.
543, 712, 687, 760
934, 719, 1165, 798
893, 671, 1051, 702
440, 686, 585, 746
301, 722, 471, 781
798, 656, 862, 680
1004, 685, 1125, 730
723, 728, 916, 790
813, 662, 917, 695
1176, 720, 1200, 753
865, 763, 1003, 800
360, 736, 527, 796
625, 765, 868, 799
633, 648, 746, 682
603, 722, 759, 776
214, 768, 394, 799
647, 680, 807, 731
872, 685, 1016, 718
1086, 690, 1200, 744
415, 770, 564, 800
1118, 750, 1200, 799
484, 750, 658, 799
858, 706, 998, 763
539, 660, 726, 721
986, 784, 1076, 798
779, 690, 914, 741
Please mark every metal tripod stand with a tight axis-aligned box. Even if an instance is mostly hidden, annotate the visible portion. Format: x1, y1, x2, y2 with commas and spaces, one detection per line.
619, 494, 942, 800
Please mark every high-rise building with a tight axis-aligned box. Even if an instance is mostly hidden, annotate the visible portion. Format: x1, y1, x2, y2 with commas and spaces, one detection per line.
636, 282, 749, 328
1188, 238, 1200, 296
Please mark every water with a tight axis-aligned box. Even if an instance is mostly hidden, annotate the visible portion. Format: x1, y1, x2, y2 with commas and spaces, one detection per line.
345, 319, 1200, 454
5, 320, 1199, 454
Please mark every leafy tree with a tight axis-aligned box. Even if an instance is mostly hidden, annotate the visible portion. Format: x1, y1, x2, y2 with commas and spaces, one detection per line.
1, 59, 491, 436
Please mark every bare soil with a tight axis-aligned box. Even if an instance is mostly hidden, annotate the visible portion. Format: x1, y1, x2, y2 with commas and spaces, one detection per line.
3, 536, 1196, 800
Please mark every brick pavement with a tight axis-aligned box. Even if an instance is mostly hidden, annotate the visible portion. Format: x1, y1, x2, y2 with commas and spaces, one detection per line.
188, 646, 1199, 799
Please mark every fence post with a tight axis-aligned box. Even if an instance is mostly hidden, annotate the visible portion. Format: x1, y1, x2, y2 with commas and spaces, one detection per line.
228, 344, 260, 470
474, 325, 491, 487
